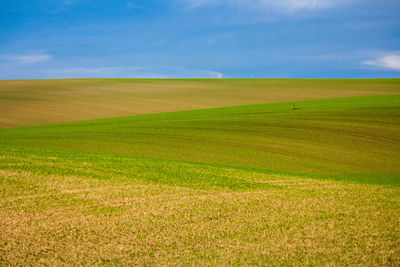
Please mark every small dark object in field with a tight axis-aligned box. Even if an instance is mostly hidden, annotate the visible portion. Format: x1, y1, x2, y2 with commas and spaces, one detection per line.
293, 103, 300, 110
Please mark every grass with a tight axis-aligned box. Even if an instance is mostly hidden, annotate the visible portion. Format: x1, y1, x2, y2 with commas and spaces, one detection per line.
1, 78, 400, 128
1, 94, 399, 186
1, 79, 400, 265
1, 169, 400, 265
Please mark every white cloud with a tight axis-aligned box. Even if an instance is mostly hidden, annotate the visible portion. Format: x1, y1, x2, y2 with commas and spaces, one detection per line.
46, 66, 167, 78
51, 67, 120, 74
34, 66, 223, 79
3, 54, 52, 64
202, 70, 223, 78
180, 0, 351, 12
164, 68, 224, 78
364, 53, 400, 71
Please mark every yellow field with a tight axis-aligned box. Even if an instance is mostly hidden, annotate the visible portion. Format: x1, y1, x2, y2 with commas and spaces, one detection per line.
1, 169, 399, 265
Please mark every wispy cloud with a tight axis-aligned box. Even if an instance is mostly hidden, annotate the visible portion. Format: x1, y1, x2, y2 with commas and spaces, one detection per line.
126, 2, 141, 9
2, 54, 53, 64
201, 70, 223, 78
15, 66, 224, 79
51, 67, 122, 74
180, 0, 352, 12
161, 67, 224, 78
46, 66, 167, 78
363, 52, 400, 71
201, 33, 233, 45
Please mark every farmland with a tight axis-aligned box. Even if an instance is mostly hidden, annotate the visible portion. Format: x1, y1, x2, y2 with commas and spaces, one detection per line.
1, 79, 400, 265
1, 78, 400, 128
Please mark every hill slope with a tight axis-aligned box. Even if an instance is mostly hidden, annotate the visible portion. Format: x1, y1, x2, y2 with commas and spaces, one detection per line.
1, 94, 399, 186
1, 78, 400, 128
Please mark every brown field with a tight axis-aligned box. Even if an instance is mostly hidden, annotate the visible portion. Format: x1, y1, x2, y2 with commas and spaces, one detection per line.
1, 78, 400, 128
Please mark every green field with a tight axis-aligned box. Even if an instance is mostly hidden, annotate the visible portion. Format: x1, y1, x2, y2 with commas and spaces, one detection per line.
1, 79, 400, 265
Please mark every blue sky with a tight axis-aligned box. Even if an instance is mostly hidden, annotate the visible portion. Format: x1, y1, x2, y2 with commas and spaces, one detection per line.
0, 0, 399, 79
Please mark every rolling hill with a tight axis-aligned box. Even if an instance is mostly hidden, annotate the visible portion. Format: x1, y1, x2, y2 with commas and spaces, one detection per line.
1, 94, 399, 186
1, 78, 400, 128
1, 80, 400, 265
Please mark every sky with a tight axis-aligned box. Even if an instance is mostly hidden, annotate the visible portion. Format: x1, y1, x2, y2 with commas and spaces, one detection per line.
0, 0, 399, 79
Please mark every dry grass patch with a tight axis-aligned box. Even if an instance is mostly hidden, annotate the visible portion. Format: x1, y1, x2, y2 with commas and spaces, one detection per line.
1, 170, 399, 265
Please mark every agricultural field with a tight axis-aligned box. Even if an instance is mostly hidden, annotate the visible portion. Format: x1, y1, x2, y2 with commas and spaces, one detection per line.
1, 79, 400, 265
1, 78, 400, 128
